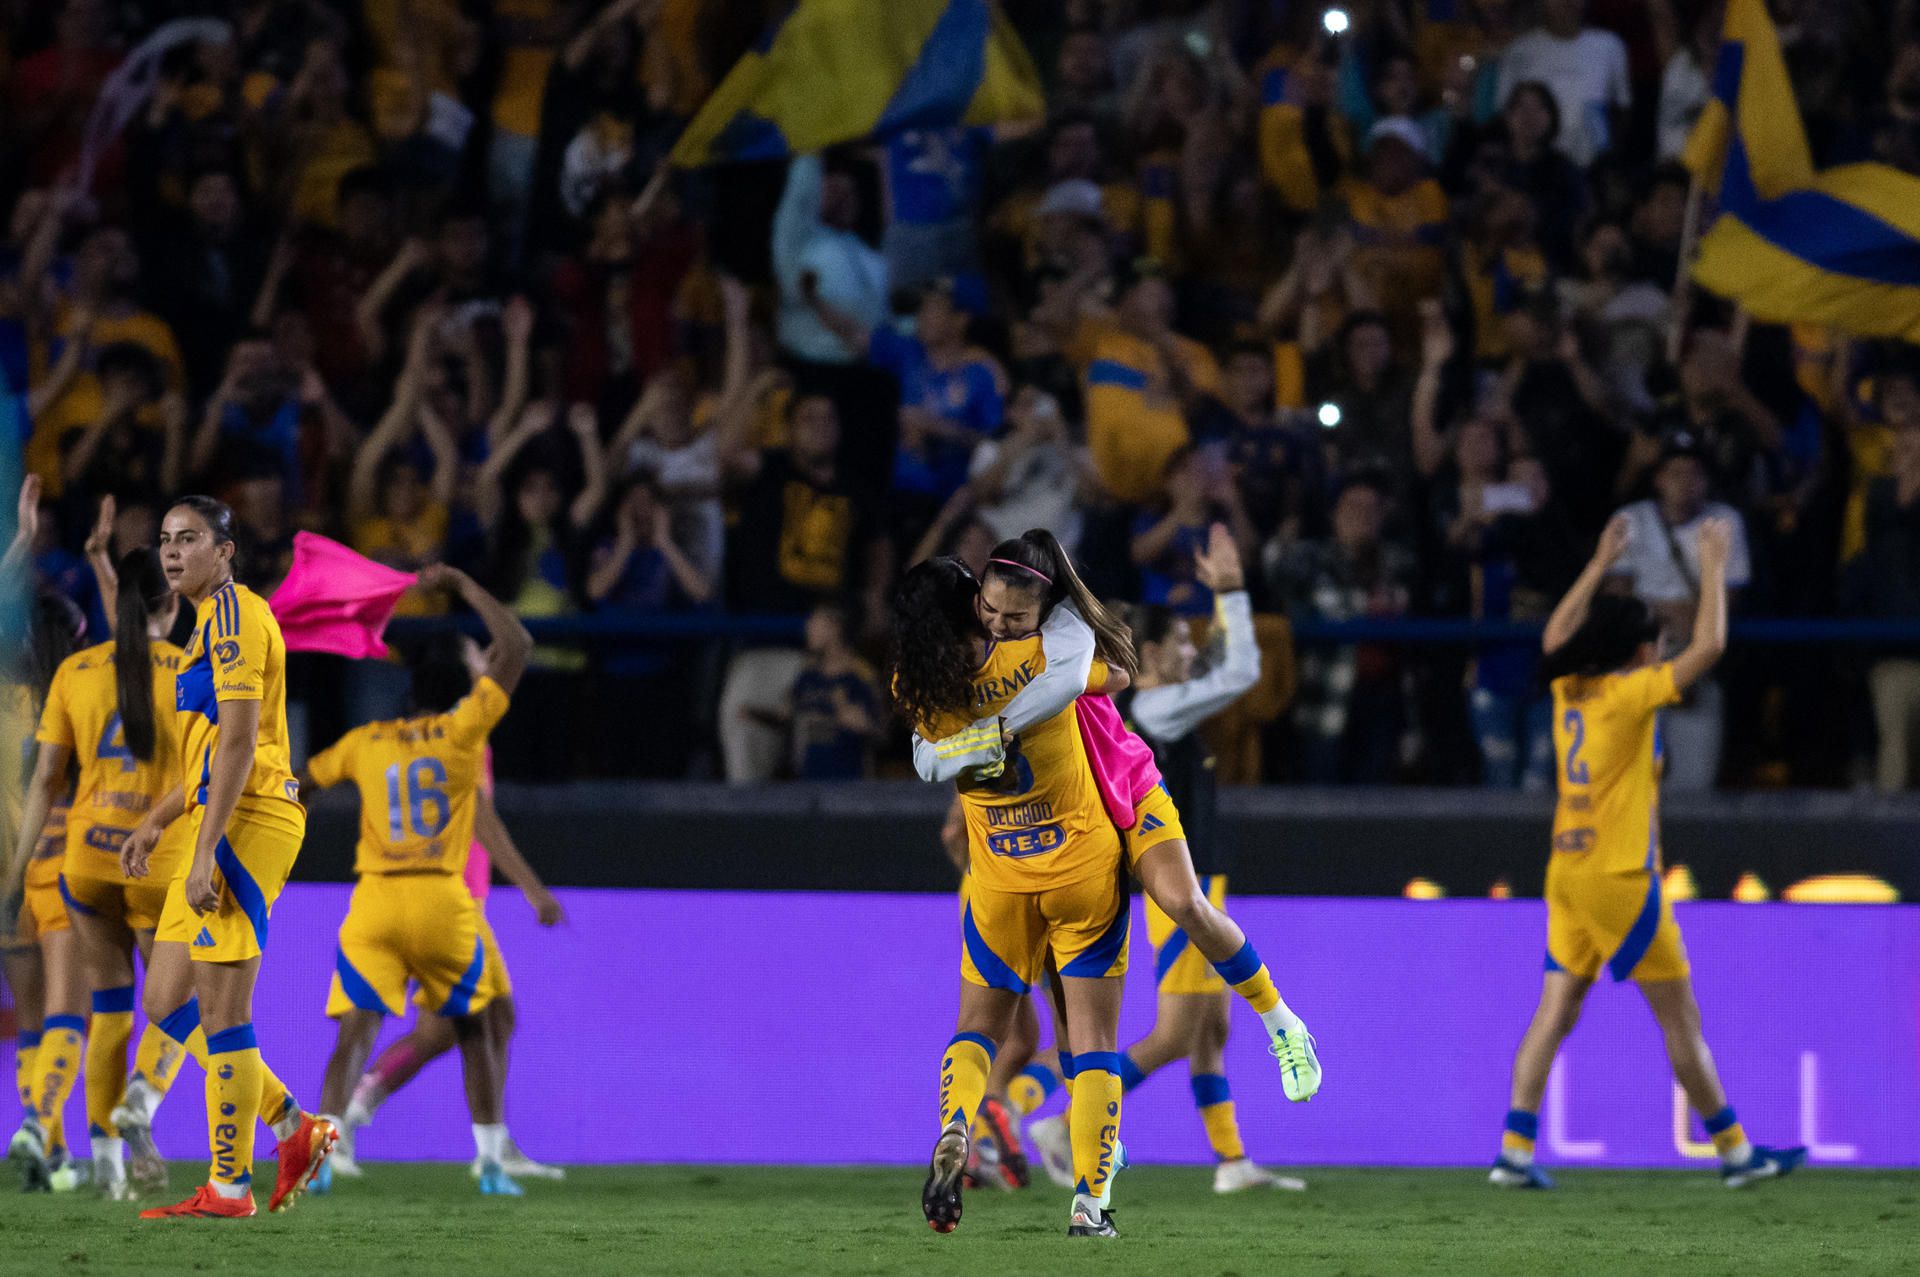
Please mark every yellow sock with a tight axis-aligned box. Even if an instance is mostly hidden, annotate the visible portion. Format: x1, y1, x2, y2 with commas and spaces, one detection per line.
1067, 1053, 1123, 1199
938, 1033, 994, 1131
1705, 1107, 1749, 1160
178, 1020, 293, 1127
32, 1014, 85, 1140
86, 988, 135, 1140
1008, 1061, 1061, 1117
1190, 1074, 1245, 1162
1501, 1109, 1538, 1162
204, 1025, 263, 1192
132, 1022, 188, 1094
15, 1031, 39, 1111
1213, 941, 1282, 1015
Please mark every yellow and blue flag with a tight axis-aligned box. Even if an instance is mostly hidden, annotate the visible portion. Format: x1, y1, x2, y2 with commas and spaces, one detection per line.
1678, 0, 1810, 197
1686, 0, 1920, 339
669, 0, 1044, 168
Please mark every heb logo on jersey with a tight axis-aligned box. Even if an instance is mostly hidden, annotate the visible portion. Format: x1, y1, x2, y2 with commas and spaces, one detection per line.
83, 825, 129, 854
986, 823, 1065, 858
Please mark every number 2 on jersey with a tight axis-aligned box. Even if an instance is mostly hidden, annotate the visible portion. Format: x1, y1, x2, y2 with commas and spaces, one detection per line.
1562, 708, 1590, 784
384, 758, 450, 840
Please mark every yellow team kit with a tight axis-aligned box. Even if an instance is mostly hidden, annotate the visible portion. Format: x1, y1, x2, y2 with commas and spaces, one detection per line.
307, 677, 512, 1019
37, 640, 192, 930
155, 583, 306, 963
1546, 663, 1690, 984
919, 637, 1128, 993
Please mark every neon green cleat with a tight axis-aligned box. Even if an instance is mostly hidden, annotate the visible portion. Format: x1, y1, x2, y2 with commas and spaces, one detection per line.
1270, 1027, 1322, 1102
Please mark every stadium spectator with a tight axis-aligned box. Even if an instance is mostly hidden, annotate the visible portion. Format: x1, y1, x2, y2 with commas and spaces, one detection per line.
1607, 436, 1753, 791
1494, 0, 1630, 167
1852, 414, 1920, 790
1267, 474, 1416, 783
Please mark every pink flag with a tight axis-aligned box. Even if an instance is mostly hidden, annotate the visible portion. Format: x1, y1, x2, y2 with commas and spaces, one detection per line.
268, 532, 416, 659
1075, 696, 1162, 831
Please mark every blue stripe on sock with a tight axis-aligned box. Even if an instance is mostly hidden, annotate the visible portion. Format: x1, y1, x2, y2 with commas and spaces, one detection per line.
1704, 1106, 1739, 1136
1504, 1109, 1539, 1140
1212, 941, 1263, 987
1057, 1050, 1075, 1079
18, 1030, 41, 1049
205, 1023, 257, 1055
92, 985, 136, 1015
44, 1014, 86, 1036
947, 1031, 997, 1063
1191, 1073, 1231, 1108
156, 998, 201, 1043
1117, 1052, 1147, 1092
1019, 1063, 1060, 1100
1073, 1050, 1123, 1077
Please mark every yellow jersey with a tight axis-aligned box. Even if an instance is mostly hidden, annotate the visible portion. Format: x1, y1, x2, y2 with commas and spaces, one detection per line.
2, 681, 69, 891
1549, 664, 1680, 875
307, 678, 510, 877
176, 582, 303, 831
918, 638, 1119, 894
37, 639, 191, 882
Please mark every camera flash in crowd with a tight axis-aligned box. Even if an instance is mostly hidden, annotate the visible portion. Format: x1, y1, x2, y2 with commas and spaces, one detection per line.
1317, 401, 1343, 429
1322, 8, 1351, 36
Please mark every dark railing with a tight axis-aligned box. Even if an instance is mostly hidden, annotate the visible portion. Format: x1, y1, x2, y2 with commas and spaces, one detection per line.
384, 611, 1920, 648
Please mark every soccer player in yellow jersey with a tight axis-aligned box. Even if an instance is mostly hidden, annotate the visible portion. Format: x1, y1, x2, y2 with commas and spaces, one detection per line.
300, 564, 532, 1196
914, 531, 1319, 1178
119, 497, 336, 1220
8, 549, 194, 1198
1491, 514, 1805, 1191
894, 533, 1138, 1239
2, 584, 87, 1190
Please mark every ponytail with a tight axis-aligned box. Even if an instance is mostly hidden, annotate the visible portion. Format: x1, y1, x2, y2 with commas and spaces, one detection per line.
112, 549, 169, 762
983, 529, 1138, 679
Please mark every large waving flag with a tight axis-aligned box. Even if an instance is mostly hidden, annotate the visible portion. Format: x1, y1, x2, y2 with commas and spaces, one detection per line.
1678, 0, 1811, 197
669, 0, 1044, 167
1684, 0, 1920, 339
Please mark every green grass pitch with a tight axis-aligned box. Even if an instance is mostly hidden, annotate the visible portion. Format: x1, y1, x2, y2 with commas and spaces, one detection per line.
4, 1164, 1915, 1275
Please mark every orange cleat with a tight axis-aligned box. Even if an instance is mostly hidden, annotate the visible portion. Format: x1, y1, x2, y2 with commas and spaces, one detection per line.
140, 1184, 257, 1219
268, 1115, 338, 1213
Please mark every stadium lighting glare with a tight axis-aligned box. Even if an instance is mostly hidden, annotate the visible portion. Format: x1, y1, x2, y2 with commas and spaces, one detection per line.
1322, 8, 1351, 36
1317, 401, 1343, 429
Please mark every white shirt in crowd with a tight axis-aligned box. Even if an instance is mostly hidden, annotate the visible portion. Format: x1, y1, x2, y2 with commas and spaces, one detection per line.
967, 439, 1085, 553
627, 432, 725, 583
1497, 26, 1631, 167
1610, 500, 1753, 605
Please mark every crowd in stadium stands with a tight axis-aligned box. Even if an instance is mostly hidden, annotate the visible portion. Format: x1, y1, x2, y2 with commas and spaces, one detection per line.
7, 0, 1920, 791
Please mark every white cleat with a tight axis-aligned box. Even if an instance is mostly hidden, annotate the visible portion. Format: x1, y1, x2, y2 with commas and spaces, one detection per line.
94, 1151, 134, 1201
497, 1136, 566, 1182
1025, 1115, 1075, 1189
111, 1077, 167, 1193
327, 1123, 366, 1178
1213, 1157, 1307, 1193
1270, 1026, 1322, 1103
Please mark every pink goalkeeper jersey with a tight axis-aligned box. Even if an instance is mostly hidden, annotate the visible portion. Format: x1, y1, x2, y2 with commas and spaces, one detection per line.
1075, 695, 1161, 830
465, 747, 493, 902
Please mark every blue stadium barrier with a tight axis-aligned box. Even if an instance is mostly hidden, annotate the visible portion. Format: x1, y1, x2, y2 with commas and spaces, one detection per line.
384, 611, 1920, 648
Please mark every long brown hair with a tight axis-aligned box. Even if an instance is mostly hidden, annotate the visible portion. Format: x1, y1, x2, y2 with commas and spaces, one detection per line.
982, 529, 1138, 679
112, 549, 171, 762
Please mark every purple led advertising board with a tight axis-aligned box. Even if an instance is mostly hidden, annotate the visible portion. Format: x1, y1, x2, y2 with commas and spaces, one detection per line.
8, 889, 1916, 1167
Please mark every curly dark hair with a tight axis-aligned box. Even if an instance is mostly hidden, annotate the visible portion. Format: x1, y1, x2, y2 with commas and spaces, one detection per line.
889, 556, 981, 730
